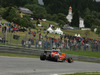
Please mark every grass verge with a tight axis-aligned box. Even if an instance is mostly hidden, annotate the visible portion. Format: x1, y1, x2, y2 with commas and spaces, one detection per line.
61, 50, 100, 58
0, 53, 39, 58
63, 72, 100, 75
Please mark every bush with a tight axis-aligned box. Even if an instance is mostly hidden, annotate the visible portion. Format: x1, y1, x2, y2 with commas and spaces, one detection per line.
91, 25, 96, 32
2, 7, 35, 28
96, 26, 100, 35
36, 20, 40, 25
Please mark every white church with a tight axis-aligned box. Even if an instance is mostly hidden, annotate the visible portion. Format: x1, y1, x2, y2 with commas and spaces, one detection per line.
66, 6, 85, 28
79, 17, 85, 28
66, 6, 73, 23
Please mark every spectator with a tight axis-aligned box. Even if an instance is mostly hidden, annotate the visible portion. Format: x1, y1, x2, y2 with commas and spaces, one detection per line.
33, 32, 36, 37
47, 31, 49, 34
39, 33, 41, 40
22, 40, 25, 48
56, 48, 61, 53
0, 36, 2, 42
39, 40, 42, 48
52, 48, 56, 51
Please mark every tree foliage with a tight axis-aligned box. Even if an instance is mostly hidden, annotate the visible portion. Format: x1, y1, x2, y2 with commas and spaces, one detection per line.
84, 15, 95, 28
2, 7, 35, 28
43, 0, 98, 15
96, 26, 100, 35
71, 10, 80, 27
0, 0, 100, 30
25, 4, 47, 19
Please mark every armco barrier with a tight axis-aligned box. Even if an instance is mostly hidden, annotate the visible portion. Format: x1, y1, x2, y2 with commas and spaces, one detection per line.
0, 45, 44, 56
0, 45, 100, 63
66, 54, 100, 63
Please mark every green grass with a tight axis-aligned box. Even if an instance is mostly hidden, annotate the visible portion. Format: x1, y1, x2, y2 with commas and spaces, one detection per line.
0, 19, 99, 45
0, 19, 100, 41
0, 19, 100, 59
0, 53, 39, 58
63, 29, 100, 41
32, 20, 100, 40
63, 72, 100, 75
0, 19, 7, 23
34, 20, 100, 41
61, 50, 100, 58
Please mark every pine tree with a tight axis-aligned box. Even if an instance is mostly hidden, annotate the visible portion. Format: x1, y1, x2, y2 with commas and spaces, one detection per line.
71, 10, 80, 27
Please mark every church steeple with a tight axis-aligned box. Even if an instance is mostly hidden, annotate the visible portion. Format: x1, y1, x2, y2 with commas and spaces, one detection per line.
66, 6, 73, 23
69, 6, 72, 11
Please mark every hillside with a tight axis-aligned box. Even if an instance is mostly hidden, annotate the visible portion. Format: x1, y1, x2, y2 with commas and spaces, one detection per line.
0, 19, 100, 47
0, 0, 100, 28
0, 0, 100, 38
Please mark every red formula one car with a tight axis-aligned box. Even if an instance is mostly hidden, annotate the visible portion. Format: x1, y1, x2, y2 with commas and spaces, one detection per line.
40, 50, 73, 63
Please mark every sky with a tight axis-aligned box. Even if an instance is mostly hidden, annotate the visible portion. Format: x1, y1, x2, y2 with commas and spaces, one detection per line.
38, 0, 44, 5
38, 0, 100, 5
96, 0, 100, 1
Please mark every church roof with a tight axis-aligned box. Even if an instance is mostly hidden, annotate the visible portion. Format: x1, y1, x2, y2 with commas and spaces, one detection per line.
79, 17, 84, 20
69, 6, 72, 11
18, 7, 33, 14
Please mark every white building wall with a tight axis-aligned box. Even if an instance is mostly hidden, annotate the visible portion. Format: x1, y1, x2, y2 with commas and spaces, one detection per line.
79, 18, 85, 28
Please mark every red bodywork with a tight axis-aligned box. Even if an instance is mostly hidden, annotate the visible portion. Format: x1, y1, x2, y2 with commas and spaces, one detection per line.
51, 51, 65, 60
51, 51, 73, 62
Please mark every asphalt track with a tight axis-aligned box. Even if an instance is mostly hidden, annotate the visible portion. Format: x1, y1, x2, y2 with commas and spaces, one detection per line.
0, 56, 100, 75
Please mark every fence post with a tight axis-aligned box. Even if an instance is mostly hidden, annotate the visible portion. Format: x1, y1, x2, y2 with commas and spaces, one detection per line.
5, 27, 7, 45
35, 39, 37, 48
10, 32, 12, 45
25, 34, 27, 41
16, 32, 19, 47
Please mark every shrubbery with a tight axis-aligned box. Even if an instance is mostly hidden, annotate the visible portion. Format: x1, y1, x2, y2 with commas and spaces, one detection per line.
2, 7, 35, 28
96, 26, 100, 35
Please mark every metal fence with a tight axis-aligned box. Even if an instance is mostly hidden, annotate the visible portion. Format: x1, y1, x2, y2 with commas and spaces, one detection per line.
0, 30, 100, 52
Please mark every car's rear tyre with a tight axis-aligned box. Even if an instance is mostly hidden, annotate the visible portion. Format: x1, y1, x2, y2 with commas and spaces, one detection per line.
54, 56, 59, 62
40, 54, 46, 60
46, 54, 51, 60
68, 57, 72, 63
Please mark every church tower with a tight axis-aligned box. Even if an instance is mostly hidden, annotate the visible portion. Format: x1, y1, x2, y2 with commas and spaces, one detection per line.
66, 6, 73, 23
79, 17, 85, 28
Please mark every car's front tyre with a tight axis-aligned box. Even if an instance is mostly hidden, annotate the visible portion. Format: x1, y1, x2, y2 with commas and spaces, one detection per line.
68, 57, 72, 63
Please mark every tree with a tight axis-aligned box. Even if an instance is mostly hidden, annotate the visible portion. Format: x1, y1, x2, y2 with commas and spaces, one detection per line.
71, 10, 80, 27
83, 8, 91, 17
1, 0, 38, 7
57, 13, 68, 24
6, 7, 20, 22
84, 15, 95, 28
96, 26, 100, 35
91, 19, 100, 32
91, 25, 96, 32
58, 20, 65, 27
2, 7, 12, 19
43, 0, 97, 16
43, 0, 68, 14
2, 7, 35, 28
0, 7, 5, 16
93, 19, 100, 27
25, 4, 47, 19
36, 20, 40, 25
45, 14, 52, 21
51, 14, 58, 22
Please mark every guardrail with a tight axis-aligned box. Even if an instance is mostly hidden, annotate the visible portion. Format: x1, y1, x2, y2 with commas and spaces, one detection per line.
0, 45, 44, 56
66, 54, 100, 63
0, 45, 100, 63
